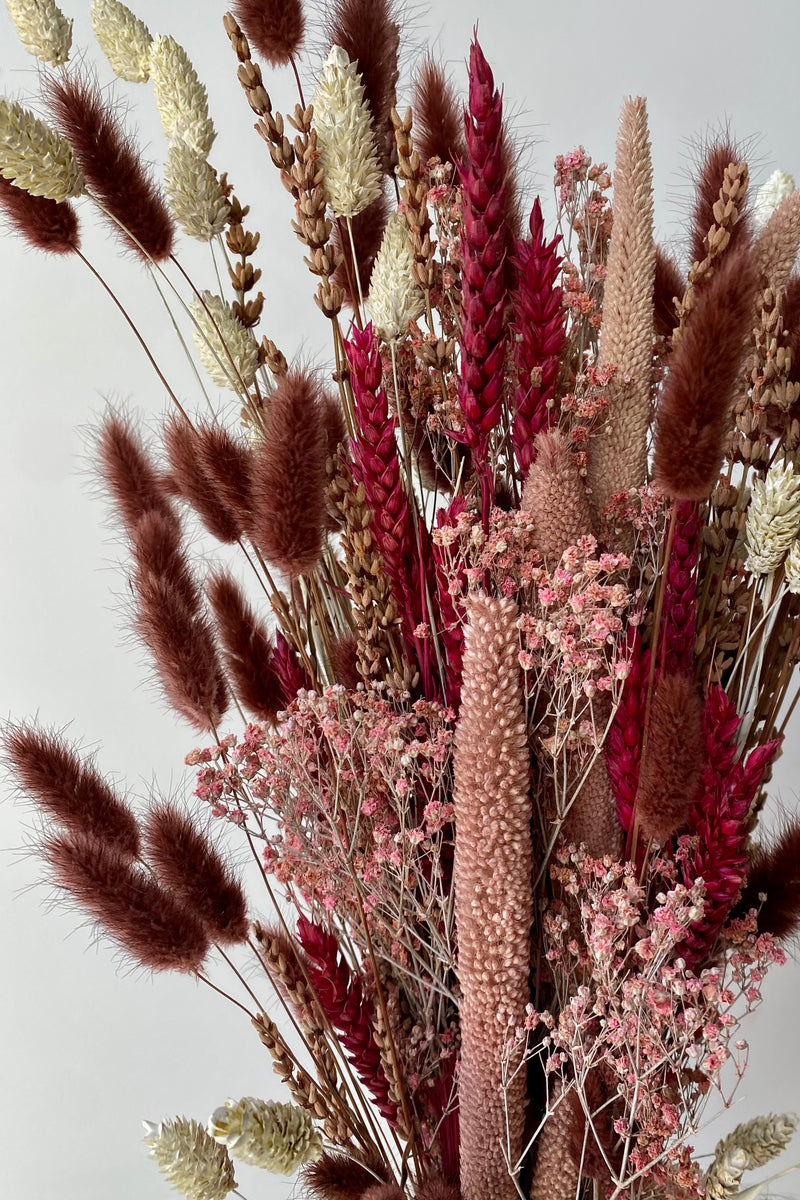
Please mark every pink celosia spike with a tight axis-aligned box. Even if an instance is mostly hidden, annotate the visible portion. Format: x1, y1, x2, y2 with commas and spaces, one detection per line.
272, 629, 313, 702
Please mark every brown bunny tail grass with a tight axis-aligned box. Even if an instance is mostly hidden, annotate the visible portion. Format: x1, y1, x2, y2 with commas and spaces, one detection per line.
332, 189, 391, 306
163, 416, 246, 544
653, 244, 684, 340
733, 820, 800, 942
98, 413, 173, 535
0, 174, 80, 253
636, 674, 704, 844
206, 571, 284, 722
688, 137, 752, 268
412, 57, 465, 174
231, 0, 305, 68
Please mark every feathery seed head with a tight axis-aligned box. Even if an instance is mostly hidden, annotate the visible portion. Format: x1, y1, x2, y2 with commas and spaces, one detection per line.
90, 0, 152, 82
165, 142, 231, 241
0, 99, 85, 201
191, 292, 259, 391
209, 1097, 322, 1173
0, 173, 80, 253
144, 1118, 236, 1199
150, 35, 215, 157
368, 209, 424, 341
745, 459, 800, 574
312, 46, 382, 218
754, 170, 796, 231
6, 0, 72, 65
231, 0, 305, 68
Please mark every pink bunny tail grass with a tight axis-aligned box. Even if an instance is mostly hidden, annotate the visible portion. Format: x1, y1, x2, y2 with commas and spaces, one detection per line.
457, 36, 509, 505
652, 248, 757, 500
250, 368, 328, 578
332, 190, 391, 306
412, 57, 465, 174
413, 1177, 461, 1200
661, 500, 701, 676
653, 244, 684, 340
163, 417, 249, 544
529, 1082, 581, 1200
130, 509, 199, 610
360, 1187, 404, 1200
605, 629, 649, 833
43, 829, 209, 972
0, 174, 80, 253
231, 0, 305, 68
98, 414, 173, 535
326, 0, 400, 175
207, 571, 284, 723
46, 72, 174, 262
689, 138, 751, 269
3, 724, 140, 857
734, 821, 800, 942
636, 674, 704, 844
521, 429, 594, 567
680, 686, 781, 966
295, 917, 398, 1123
273, 629, 313, 702
454, 595, 532, 1200
144, 801, 249, 944
302, 1152, 391, 1200
511, 197, 566, 474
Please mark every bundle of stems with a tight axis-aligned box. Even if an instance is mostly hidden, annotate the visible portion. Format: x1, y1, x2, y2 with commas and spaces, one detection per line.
3, 0, 800, 1197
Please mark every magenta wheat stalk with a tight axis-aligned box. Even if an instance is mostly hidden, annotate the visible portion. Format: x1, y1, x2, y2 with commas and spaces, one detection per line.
660, 500, 701, 676
605, 629, 650, 833
511, 197, 566, 474
295, 916, 397, 1123
457, 36, 509, 520
273, 629, 313, 702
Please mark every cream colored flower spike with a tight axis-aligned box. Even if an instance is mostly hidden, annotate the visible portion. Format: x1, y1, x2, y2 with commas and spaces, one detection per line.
312, 45, 383, 219
209, 1096, 323, 1174
369, 210, 425, 342
143, 1118, 236, 1200
6, 0, 72, 66
753, 170, 796, 231
0, 99, 85, 201
190, 292, 259, 392
150, 34, 215, 158
165, 142, 231, 241
745, 460, 800, 575
90, 0, 153, 83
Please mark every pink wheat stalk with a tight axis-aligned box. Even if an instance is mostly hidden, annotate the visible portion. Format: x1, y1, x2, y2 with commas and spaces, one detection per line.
661, 500, 701, 676
295, 917, 398, 1123
457, 36, 509, 518
454, 594, 532, 1200
511, 198, 566, 475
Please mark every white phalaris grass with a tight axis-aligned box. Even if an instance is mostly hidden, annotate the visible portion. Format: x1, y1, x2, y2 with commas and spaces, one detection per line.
6, 0, 72, 65
705, 1113, 798, 1199
785, 539, 800, 593
753, 170, 796, 231
143, 1118, 236, 1200
745, 459, 800, 575
312, 45, 382, 219
369, 210, 425, 342
191, 292, 259, 391
150, 34, 215, 158
90, 0, 152, 83
209, 1096, 322, 1174
165, 141, 231, 241
0, 98, 85, 201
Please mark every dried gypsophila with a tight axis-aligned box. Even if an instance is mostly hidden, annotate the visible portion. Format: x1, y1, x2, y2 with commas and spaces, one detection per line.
744, 459, 800, 575
6, 0, 72, 65
0, 99, 85, 201
150, 34, 215, 158
165, 141, 231, 241
209, 1096, 322, 1174
190, 291, 259, 391
311, 45, 383, 219
368, 209, 425, 341
90, 0, 152, 83
143, 1118, 236, 1200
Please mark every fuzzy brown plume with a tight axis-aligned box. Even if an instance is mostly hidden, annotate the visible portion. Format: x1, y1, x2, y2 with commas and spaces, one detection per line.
98, 414, 172, 535
652, 248, 757, 500
131, 509, 199, 611
144, 801, 249, 944
360, 1187, 404, 1200
653, 245, 684, 340
163, 417, 244, 544
412, 57, 465, 174
206, 571, 284, 722
249, 368, 327, 577
195, 422, 253, 531
414, 1177, 462, 1199
43, 830, 209, 972
302, 1152, 390, 1200
46, 73, 174, 262
521, 429, 594, 566
327, 0, 400, 174
0, 175, 80, 254
332, 190, 391, 306
330, 634, 361, 690
135, 571, 229, 730
734, 821, 800, 941
561, 753, 624, 860
232, 0, 304, 67
637, 674, 704, 843
689, 139, 751, 267
4, 724, 140, 857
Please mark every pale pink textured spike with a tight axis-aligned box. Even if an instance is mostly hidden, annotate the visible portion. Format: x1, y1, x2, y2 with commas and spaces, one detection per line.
521, 429, 594, 567
454, 594, 532, 1200
561, 753, 624, 860
529, 1083, 581, 1200
753, 191, 800, 292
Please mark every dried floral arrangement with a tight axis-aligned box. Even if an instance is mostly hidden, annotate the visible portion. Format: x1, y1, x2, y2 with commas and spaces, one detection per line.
2, 0, 800, 1197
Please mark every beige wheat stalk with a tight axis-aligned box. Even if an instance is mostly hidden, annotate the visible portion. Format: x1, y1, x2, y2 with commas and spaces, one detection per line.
753, 190, 800, 292
454, 594, 532, 1200
588, 96, 655, 521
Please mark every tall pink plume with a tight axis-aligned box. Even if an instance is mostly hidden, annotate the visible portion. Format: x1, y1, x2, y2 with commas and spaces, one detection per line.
511, 197, 566, 474
207, 571, 284, 722
46, 72, 174, 262
0, 175, 80, 254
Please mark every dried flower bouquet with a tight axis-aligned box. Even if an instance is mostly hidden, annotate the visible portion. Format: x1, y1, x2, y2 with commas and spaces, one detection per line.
2, 0, 800, 1197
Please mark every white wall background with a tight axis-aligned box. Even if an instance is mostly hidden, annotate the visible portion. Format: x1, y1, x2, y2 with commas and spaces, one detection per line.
1, 1, 799, 1197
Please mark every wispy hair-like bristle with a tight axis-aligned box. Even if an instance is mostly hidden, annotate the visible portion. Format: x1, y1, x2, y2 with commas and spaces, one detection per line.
45, 71, 175, 261
637, 674, 704, 843
206, 571, 284, 722
97, 414, 173, 535
412, 57, 465, 173
301, 1151, 389, 1200
332, 189, 390, 305
232, 0, 305, 68
163, 416, 245, 544
144, 801, 249, 944
689, 138, 751, 266
0, 174, 80, 253
735, 820, 800, 941
130, 509, 199, 610
326, 0, 401, 175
